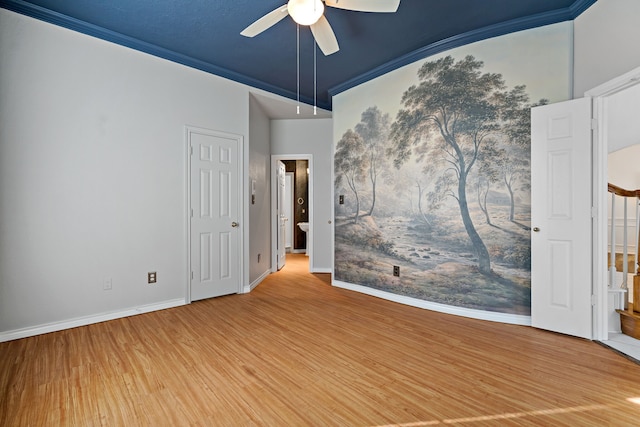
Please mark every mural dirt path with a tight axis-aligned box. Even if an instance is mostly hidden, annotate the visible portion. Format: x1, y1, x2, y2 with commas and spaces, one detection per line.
335, 208, 531, 315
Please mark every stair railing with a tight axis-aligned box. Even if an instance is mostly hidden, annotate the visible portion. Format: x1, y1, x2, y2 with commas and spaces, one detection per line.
608, 183, 640, 311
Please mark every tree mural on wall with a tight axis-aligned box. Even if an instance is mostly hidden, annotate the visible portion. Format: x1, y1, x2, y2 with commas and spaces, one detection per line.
333, 24, 572, 315
334, 37, 568, 314
390, 55, 504, 274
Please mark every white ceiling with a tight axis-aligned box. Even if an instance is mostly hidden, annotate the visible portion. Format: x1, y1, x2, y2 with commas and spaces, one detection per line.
251, 92, 332, 120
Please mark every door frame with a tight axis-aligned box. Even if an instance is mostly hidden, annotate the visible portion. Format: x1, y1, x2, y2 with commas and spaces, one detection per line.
285, 172, 295, 250
185, 126, 246, 303
276, 161, 286, 270
586, 66, 640, 340
271, 154, 313, 272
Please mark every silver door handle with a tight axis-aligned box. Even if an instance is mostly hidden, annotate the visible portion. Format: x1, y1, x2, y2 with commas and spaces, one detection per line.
231, 222, 239, 228
533, 227, 540, 232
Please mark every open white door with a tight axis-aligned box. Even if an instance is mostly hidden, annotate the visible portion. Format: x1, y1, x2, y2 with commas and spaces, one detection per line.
189, 128, 242, 301
277, 161, 286, 270
285, 173, 294, 250
531, 98, 593, 339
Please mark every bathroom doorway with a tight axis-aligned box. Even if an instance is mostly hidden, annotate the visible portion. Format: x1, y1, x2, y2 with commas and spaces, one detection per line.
271, 154, 313, 272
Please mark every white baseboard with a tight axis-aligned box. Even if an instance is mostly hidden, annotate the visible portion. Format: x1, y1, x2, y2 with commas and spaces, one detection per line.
0, 298, 186, 343
244, 269, 271, 293
332, 280, 531, 326
311, 267, 332, 273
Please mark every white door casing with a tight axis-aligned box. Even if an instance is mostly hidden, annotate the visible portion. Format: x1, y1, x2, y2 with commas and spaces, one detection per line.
285, 172, 294, 249
277, 161, 286, 270
188, 127, 242, 301
585, 66, 640, 340
531, 97, 593, 339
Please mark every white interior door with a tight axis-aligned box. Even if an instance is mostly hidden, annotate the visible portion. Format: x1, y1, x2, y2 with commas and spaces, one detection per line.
277, 161, 286, 270
531, 97, 593, 339
189, 128, 241, 301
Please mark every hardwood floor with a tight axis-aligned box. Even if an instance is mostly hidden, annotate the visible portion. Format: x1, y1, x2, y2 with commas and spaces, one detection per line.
2, 253, 640, 426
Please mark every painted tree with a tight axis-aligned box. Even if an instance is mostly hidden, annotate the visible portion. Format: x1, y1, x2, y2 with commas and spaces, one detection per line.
472, 137, 502, 226
335, 129, 368, 223
390, 55, 506, 274
354, 106, 391, 217
496, 86, 548, 223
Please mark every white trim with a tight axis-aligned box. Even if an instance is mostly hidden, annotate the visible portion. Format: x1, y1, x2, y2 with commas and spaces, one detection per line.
585, 66, 640, 99
585, 66, 640, 341
330, 123, 336, 277
271, 155, 314, 273
0, 299, 186, 343
311, 268, 332, 274
285, 172, 295, 250
244, 269, 271, 293
332, 280, 532, 326
185, 126, 193, 304
242, 121, 250, 295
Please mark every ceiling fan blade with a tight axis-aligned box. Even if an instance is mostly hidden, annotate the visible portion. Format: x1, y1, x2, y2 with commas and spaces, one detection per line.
325, 0, 400, 13
310, 15, 339, 56
240, 5, 289, 37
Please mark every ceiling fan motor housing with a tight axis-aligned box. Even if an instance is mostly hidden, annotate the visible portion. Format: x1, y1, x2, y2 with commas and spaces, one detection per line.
288, 0, 325, 26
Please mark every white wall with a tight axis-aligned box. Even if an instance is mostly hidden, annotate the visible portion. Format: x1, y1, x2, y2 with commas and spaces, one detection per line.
607, 83, 640, 153
608, 144, 640, 255
0, 10, 252, 336
609, 145, 640, 187
248, 96, 272, 286
574, 0, 640, 96
271, 119, 333, 272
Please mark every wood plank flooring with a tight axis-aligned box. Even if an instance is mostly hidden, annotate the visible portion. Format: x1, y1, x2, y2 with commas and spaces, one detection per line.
2, 253, 640, 426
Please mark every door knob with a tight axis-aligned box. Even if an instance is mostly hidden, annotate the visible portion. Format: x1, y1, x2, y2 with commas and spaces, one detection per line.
231, 222, 239, 228
533, 227, 540, 232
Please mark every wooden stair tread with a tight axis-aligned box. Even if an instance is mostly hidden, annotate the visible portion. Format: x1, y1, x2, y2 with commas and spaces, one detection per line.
617, 308, 640, 319
617, 304, 640, 340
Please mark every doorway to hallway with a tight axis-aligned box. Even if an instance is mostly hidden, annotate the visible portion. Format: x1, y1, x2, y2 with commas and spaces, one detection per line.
271, 155, 313, 273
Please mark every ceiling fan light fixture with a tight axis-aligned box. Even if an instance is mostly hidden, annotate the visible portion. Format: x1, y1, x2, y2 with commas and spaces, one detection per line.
288, 0, 324, 26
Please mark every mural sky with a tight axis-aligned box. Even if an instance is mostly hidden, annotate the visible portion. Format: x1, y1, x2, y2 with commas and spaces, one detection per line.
334, 22, 572, 139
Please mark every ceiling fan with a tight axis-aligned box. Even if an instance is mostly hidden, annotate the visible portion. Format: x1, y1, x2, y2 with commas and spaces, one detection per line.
240, 0, 401, 56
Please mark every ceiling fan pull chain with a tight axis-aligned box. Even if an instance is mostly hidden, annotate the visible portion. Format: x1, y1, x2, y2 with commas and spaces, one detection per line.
314, 37, 317, 115
297, 24, 300, 115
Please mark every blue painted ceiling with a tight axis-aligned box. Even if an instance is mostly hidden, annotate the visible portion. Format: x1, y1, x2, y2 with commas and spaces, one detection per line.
2, 0, 595, 110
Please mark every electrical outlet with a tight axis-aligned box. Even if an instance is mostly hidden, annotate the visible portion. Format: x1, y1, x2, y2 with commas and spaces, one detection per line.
103, 278, 112, 290
393, 266, 400, 277
148, 272, 157, 284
